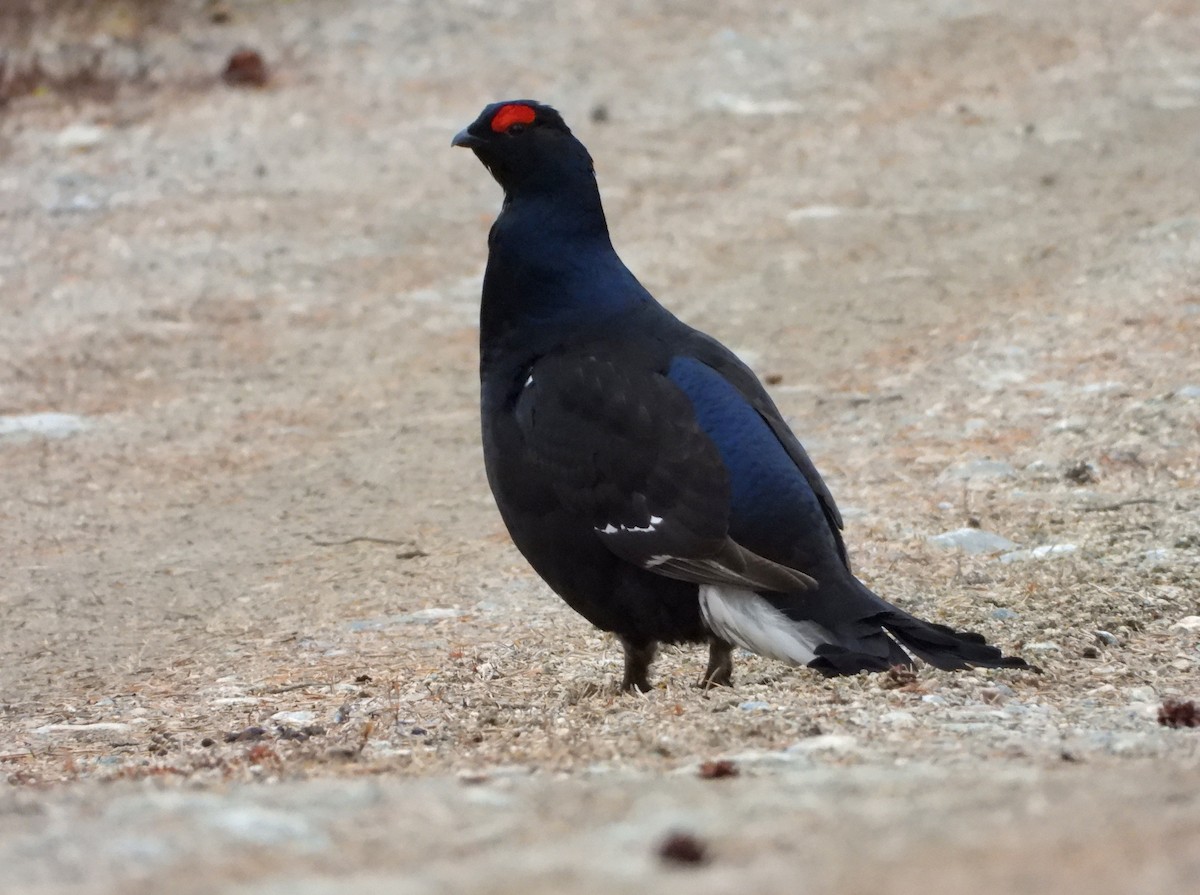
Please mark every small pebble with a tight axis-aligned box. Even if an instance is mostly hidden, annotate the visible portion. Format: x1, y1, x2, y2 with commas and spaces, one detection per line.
737, 700, 770, 712
1025, 642, 1061, 653
54, 124, 107, 151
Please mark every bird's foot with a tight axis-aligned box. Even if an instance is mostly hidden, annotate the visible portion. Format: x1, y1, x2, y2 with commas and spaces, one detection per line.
697, 638, 734, 690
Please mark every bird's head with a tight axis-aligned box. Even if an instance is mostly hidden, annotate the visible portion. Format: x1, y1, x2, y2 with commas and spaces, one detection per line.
452, 100, 594, 196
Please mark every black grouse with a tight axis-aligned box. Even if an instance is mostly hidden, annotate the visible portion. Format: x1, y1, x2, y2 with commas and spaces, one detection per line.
452, 100, 1030, 692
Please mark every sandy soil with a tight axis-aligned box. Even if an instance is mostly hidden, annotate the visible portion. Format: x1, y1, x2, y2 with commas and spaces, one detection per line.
1, 1, 1198, 892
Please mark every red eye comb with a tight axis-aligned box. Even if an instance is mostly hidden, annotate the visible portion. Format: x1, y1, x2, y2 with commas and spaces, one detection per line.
491, 103, 536, 132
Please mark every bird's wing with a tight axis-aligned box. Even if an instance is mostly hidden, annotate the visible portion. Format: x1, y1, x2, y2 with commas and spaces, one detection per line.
684, 330, 850, 568
663, 354, 849, 578
512, 352, 817, 593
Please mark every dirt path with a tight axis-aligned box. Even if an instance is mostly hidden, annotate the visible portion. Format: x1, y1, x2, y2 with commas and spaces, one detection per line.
1, 1, 1198, 892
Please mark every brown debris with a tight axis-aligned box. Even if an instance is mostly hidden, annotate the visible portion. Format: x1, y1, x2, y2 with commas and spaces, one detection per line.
658, 832, 709, 866
1063, 461, 1098, 485
1157, 700, 1199, 729
880, 666, 919, 689
224, 725, 268, 743
697, 759, 738, 779
222, 49, 268, 88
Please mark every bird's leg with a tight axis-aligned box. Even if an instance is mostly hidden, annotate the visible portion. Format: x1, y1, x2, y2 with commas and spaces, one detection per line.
619, 637, 657, 693
698, 637, 734, 689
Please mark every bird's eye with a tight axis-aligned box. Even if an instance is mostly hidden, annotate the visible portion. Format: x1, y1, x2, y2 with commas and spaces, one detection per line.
507, 123, 526, 135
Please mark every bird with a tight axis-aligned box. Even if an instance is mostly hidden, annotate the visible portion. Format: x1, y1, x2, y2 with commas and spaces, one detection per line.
452, 99, 1032, 692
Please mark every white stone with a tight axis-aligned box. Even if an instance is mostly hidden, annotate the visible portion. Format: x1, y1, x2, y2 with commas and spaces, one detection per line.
998, 544, 1078, 563
55, 123, 107, 151
1169, 616, 1200, 633
203, 805, 327, 849
927, 528, 1017, 554
270, 710, 317, 725
35, 722, 130, 735
786, 204, 854, 221
0, 412, 90, 440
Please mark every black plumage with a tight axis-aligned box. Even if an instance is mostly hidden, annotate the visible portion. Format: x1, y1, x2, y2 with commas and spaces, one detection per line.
452, 100, 1031, 692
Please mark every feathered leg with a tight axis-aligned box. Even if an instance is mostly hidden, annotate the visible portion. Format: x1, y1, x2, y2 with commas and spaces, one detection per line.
620, 637, 657, 693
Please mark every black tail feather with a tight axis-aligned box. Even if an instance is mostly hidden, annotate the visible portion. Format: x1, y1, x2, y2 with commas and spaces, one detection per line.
808, 634, 912, 676
879, 610, 1035, 672
766, 578, 1035, 677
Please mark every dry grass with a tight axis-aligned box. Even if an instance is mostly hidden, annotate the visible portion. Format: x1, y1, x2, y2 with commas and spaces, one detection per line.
5, 265, 1197, 786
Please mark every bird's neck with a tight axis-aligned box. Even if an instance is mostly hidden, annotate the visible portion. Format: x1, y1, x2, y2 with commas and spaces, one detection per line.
479, 182, 650, 359
498, 172, 611, 244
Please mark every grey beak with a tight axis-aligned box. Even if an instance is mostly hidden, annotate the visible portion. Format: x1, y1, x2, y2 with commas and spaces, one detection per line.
452, 128, 484, 149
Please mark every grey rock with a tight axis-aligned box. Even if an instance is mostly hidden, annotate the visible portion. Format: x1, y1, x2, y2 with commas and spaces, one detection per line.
990, 608, 1019, 620
785, 734, 859, 754
1049, 417, 1089, 434
1140, 548, 1175, 564
1125, 686, 1157, 703
204, 804, 329, 850
927, 528, 1017, 554
347, 607, 465, 630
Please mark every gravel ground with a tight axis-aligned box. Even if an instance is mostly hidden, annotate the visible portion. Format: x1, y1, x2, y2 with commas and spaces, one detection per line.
1, 1, 1198, 892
